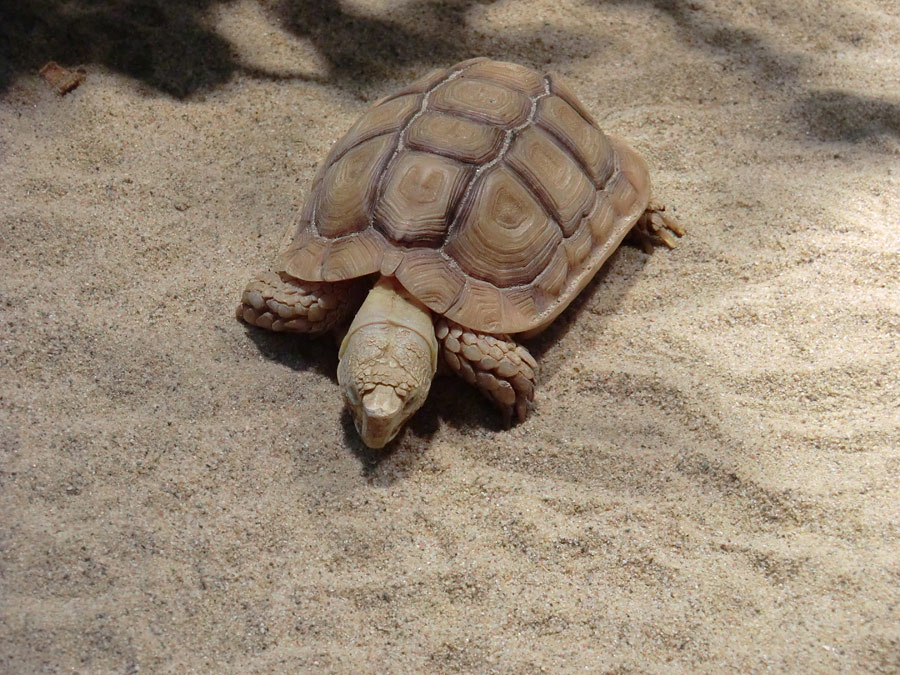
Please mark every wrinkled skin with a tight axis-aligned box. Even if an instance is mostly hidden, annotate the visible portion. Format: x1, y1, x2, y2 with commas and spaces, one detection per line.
337, 278, 438, 448
338, 323, 436, 448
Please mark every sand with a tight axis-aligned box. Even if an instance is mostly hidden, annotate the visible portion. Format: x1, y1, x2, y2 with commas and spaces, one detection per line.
1, 0, 898, 671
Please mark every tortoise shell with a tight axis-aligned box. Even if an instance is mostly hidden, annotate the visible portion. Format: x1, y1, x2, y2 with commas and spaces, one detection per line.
277, 58, 650, 334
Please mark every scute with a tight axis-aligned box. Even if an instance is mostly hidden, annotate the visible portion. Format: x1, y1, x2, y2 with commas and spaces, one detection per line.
430, 77, 530, 128
445, 278, 506, 333
322, 229, 386, 282
325, 94, 421, 166
375, 151, 471, 245
445, 165, 561, 288
280, 59, 652, 334
536, 95, 615, 186
459, 60, 545, 96
395, 249, 465, 314
382, 66, 450, 101
315, 134, 394, 237
406, 112, 504, 164
505, 125, 596, 237
547, 74, 597, 126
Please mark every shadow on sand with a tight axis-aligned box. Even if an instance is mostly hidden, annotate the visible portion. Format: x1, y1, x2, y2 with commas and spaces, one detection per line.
1, 0, 569, 96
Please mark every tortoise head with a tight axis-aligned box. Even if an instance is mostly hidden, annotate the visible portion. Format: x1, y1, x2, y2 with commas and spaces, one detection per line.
337, 278, 438, 449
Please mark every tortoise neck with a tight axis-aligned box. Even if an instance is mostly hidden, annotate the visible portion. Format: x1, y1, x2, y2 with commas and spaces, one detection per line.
338, 277, 438, 370
336, 276, 439, 448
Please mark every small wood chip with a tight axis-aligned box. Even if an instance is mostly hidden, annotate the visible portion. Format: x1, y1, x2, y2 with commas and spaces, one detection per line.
39, 62, 85, 95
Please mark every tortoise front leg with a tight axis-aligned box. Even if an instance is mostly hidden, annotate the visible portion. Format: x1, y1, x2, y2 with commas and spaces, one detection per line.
237, 271, 360, 333
435, 318, 538, 426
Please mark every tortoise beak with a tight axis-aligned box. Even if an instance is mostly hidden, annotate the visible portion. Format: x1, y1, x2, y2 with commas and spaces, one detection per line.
355, 385, 406, 449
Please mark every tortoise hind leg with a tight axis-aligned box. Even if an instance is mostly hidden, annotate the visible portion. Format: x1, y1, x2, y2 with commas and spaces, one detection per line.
237, 271, 361, 334
435, 318, 538, 426
628, 203, 686, 253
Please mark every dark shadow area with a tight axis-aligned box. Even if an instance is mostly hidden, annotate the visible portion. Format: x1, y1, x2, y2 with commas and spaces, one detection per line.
412, 371, 496, 432
270, 0, 498, 91
242, 322, 339, 379
332, 238, 664, 471
797, 90, 900, 142
243, 233, 667, 468
595, 0, 802, 85
0, 0, 240, 97
241, 310, 486, 470
0, 0, 599, 97
340, 407, 391, 471
594, 0, 900, 144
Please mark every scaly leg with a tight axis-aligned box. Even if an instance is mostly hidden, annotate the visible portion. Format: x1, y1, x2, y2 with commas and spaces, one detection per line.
435, 318, 538, 425
237, 271, 361, 333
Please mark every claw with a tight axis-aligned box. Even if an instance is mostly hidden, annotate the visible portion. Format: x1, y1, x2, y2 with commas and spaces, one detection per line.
629, 205, 685, 251
652, 210, 685, 237
655, 225, 679, 249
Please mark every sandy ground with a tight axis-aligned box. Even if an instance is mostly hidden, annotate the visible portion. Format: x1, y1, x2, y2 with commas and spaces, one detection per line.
2, 0, 899, 672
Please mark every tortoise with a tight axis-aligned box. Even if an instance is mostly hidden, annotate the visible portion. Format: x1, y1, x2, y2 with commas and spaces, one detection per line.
237, 57, 683, 448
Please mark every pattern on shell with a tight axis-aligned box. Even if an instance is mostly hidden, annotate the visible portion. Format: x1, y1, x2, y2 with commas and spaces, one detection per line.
277, 57, 651, 334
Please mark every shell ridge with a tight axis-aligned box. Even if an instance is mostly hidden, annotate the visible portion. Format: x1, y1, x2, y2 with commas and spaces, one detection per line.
443, 272, 467, 316
311, 63, 485, 241
503, 157, 566, 239
426, 107, 515, 130
369, 68, 468, 241
309, 128, 407, 238
439, 76, 553, 252
315, 136, 396, 272
548, 73, 598, 127
315, 128, 411, 184
310, 96, 423, 238
405, 112, 502, 167
538, 117, 607, 191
